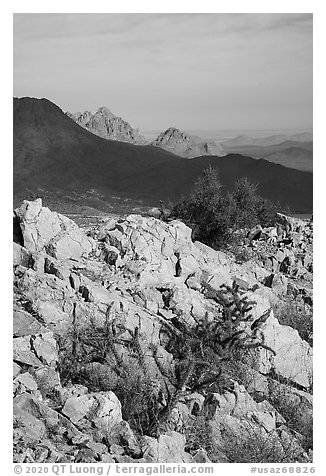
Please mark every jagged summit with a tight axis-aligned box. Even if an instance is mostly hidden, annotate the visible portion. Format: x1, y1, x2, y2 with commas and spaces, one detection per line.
66, 106, 148, 145
151, 127, 226, 159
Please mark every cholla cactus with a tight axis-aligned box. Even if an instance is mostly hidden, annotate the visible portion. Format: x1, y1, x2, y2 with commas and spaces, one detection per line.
150, 280, 276, 435
201, 280, 276, 356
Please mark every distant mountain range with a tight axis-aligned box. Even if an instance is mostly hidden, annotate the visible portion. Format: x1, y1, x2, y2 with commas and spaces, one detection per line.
13, 97, 313, 213
67, 108, 225, 159
66, 106, 312, 171
221, 132, 313, 148
222, 140, 313, 172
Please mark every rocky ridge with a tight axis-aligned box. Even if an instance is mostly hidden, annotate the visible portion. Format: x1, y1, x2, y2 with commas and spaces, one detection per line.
67, 108, 226, 159
151, 127, 226, 159
13, 199, 313, 463
66, 107, 148, 145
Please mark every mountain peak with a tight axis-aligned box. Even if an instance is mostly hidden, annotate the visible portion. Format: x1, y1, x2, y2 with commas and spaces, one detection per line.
152, 127, 225, 159
66, 106, 148, 145
95, 106, 115, 118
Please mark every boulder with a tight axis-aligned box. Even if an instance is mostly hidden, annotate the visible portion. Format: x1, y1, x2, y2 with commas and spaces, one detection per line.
62, 391, 122, 433
13, 336, 43, 367
98, 218, 117, 240
13, 309, 47, 337
256, 314, 313, 388
14, 393, 85, 442
31, 334, 58, 367
15, 198, 95, 260
44, 257, 71, 281
141, 431, 193, 462
14, 372, 38, 393
107, 421, 141, 457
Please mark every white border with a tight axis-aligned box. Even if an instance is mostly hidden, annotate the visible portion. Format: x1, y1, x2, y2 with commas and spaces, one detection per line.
3, 2, 324, 474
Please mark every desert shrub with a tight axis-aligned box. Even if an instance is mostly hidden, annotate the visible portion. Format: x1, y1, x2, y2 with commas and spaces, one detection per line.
57, 284, 277, 437
273, 298, 313, 346
172, 166, 279, 249
172, 166, 236, 248
184, 416, 216, 458
184, 415, 284, 463
57, 307, 164, 436
223, 427, 307, 463
185, 415, 309, 463
231, 177, 278, 228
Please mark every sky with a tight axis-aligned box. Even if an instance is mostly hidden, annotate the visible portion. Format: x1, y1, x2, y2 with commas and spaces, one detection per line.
13, 13, 313, 132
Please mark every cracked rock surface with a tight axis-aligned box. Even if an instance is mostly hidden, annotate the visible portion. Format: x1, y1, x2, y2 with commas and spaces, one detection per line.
13, 199, 313, 463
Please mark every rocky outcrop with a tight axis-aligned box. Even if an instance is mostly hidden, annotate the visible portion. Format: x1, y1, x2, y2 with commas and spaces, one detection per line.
14, 198, 96, 260
151, 127, 226, 158
246, 214, 313, 305
67, 107, 148, 145
13, 199, 313, 463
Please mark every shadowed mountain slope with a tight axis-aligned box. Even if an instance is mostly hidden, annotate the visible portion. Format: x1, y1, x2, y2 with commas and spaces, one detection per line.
14, 97, 313, 213
14, 97, 181, 186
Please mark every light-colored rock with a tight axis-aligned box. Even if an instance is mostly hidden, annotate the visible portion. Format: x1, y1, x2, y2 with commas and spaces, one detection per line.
107, 421, 141, 457
256, 314, 313, 388
79, 275, 115, 305
62, 391, 122, 433
12, 204, 313, 463
13, 362, 21, 378
58, 384, 89, 404
13, 242, 31, 267
14, 395, 47, 443
14, 393, 85, 441
44, 257, 71, 281
98, 218, 117, 239
151, 127, 225, 159
14, 372, 38, 392
13, 309, 47, 337
184, 392, 206, 416
141, 431, 193, 462
15, 199, 95, 260
13, 337, 43, 367
67, 107, 148, 145
32, 334, 58, 367
193, 448, 212, 463
34, 366, 61, 394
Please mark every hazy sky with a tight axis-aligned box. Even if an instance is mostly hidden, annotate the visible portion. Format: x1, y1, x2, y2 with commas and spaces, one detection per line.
13, 13, 312, 132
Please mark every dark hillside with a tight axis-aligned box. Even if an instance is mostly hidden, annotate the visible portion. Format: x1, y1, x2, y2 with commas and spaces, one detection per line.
14, 98, 313, 213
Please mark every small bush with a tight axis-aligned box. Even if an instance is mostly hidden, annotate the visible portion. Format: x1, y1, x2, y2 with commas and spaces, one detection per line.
232, 177, 278, 228
172, 166, 279, 249
57, 312, 163, 436
224, 427, 306, 463
184, 416, 215, 458
173, 166, 235, 248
